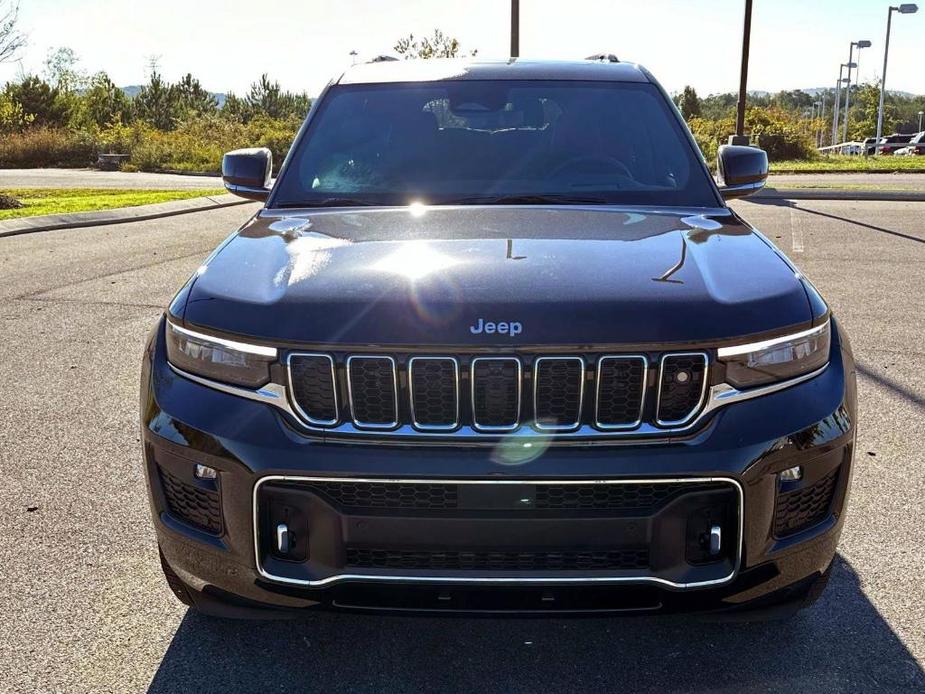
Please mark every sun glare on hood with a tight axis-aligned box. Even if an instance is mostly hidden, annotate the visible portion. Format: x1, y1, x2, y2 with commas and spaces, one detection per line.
373, 242, 460, 281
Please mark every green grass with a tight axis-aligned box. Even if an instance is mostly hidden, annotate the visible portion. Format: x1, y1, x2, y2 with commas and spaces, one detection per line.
0, 188, 226, 220
771, 156, 925, 173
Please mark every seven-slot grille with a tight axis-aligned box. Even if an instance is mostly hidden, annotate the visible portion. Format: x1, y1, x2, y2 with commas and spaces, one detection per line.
286, 352, 710, 435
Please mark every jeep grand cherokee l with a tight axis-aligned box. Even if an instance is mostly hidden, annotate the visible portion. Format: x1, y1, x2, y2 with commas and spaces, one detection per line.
141, 59, 856, 617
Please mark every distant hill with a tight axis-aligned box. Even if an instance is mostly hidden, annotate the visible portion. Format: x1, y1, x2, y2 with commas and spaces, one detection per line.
799, 86, 919, 98
119, 85, 227, 108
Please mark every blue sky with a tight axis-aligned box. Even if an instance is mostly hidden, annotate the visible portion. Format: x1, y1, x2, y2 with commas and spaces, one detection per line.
2, 0, 922, 97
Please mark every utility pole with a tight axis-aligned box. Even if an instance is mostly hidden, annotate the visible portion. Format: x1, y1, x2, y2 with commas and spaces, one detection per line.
510, 0, 520, 58
731, 0, 753, 144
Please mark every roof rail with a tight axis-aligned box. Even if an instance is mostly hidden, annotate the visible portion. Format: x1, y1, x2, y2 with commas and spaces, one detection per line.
585, 53, 620, 63
368, 55, 399, 63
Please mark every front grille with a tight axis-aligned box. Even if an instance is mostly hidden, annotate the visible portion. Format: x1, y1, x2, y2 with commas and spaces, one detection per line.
347, 356, 398, 428
534, 357, 584, 430
289, 354, 338, 425
159, 466, 222, 534
345, 548, 650, 571
774, 468, 839, 537
657, 353, 708, 425
471, 358, 521, 430
409, 357, 459, 429
286, 351, 712, 436
596, 356, 646, 428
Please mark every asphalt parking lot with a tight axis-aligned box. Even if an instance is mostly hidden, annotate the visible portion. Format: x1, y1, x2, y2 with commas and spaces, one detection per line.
0, 198, 923, 692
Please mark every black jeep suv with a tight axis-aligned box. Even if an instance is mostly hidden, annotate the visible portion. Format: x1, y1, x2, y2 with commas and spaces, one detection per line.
141, 59, 856, 618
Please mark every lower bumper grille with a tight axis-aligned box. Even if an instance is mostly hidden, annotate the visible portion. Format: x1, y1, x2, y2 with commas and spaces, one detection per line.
159, 466, 222, 534
346, 548, 650, 571
774, 467, 839, 537
296, 480, 717, 513
255, 477, 741, 588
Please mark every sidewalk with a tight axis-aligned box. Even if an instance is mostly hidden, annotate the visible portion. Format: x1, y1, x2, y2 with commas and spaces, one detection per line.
0, 193, 251, 238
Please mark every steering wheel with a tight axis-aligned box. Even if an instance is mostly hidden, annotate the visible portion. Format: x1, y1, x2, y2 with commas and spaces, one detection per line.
549, 155, 634, 181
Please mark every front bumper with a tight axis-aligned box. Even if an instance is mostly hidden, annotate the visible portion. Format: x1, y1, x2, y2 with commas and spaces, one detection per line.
141, 317, 856, 616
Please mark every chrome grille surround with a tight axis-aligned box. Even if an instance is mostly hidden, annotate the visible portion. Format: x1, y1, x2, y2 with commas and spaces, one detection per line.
345, 355, 399, 429
470, 356, 522, 432
178, 359, 827, 443
408, 356, 461, 431
286, 352, 339, 426
594, 355, 648, 430
533, 356, 585, 431
655, 352, 709, 427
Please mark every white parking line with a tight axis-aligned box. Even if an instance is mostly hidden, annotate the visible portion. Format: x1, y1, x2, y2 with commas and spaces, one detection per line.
790, 207, 804, 253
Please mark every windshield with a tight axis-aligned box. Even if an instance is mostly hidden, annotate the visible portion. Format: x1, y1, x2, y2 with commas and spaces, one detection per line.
273, 80, 718, 208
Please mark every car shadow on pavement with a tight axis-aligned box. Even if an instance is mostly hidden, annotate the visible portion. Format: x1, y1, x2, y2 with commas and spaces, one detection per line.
750, 197, 925, 246
147, 555, 924, 693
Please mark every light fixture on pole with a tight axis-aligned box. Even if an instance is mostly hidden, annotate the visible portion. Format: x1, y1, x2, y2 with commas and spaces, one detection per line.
919, 110, 924, 130
875, 4, 918, 153
843, 41, 871, 144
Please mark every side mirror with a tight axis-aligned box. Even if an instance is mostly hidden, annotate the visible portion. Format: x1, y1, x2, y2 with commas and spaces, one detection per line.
716, 144, 768, 200
222, 147, 272, 201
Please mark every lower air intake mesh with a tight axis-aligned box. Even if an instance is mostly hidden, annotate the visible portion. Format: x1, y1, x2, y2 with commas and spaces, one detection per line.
345, 548, 650, 571
159, 466, 222, 534
774, 467, 839, 537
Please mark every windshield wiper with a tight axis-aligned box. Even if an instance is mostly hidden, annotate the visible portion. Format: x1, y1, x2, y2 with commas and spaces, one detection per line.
278, 197, 378, 208
439, 194, 612, 206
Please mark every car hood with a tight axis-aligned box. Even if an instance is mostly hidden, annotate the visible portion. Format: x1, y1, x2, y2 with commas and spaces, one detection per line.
180, 206, 811, 345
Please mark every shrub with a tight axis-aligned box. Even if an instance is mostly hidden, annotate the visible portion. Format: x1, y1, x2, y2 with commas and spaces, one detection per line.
0, 127, 99, 167
687, 107, 820, 164
0, 193, 24, 209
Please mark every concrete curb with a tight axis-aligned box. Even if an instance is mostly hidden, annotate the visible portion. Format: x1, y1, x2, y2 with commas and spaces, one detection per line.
0, 193, 252, 238
754, 187, 925, 202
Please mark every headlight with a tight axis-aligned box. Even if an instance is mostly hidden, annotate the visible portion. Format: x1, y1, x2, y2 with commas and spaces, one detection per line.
717, 321, 830, 389
165, 320, 277, 388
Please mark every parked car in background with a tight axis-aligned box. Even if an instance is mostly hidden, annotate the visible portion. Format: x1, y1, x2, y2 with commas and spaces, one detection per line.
894, 131, 925, 156
862, 137, 882, 156
878, 133, 914, 155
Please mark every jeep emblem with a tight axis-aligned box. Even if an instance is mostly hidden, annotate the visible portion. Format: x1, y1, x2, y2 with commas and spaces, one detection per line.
470, 318, 522, 337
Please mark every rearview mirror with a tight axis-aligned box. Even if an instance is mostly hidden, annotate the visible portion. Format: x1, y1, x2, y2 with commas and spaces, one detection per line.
716, 145, 768, 200
222, 148, 272, 201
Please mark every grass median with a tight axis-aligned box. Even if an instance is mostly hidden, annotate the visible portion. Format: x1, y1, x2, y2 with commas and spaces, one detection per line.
771, 156, 925, 173
0, 188, 227, 221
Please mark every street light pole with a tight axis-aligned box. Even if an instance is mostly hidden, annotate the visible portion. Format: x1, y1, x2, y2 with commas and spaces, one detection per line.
832, 65, 845, 146
732, 0, 754, 144
843, 41, 871, 144
510, 0, 520, 58
876, 4, 919, 153
919, 110, 924, 130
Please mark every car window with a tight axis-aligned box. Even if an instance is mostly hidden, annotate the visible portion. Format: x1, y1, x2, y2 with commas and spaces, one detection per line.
273, 81, 718, 208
